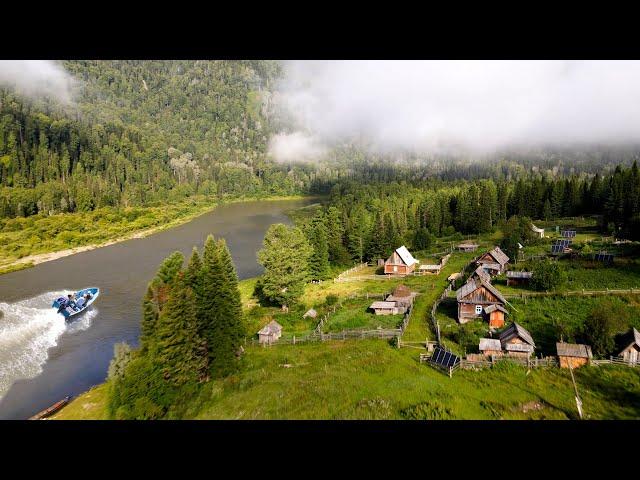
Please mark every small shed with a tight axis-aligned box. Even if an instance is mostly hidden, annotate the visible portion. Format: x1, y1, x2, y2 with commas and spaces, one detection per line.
531, 224, 545, 238
556, 342, 593, 369
386, 284, 416, 312
506, 270, 533, 286
369, 301, 400, 315
479, 338, 503, 356
303, 308, 318, 319
484, 304, 508, 328
384, 246, 418, 275
499, 322, 535, 357
418, 264, 441, 275
617, 327, 640, 364
258, 320, 283, 344
457, 243, 479, 252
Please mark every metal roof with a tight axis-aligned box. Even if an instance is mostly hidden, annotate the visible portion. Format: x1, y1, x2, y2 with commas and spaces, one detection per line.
395, 246, 417, 266
531, 224, 544, 233
479, 338, 502, 351
556, 342, 593, 358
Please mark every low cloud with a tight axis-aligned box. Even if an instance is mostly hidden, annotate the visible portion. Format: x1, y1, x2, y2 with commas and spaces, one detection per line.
270, 60, 640, 159
268, 131, 327, 163
0, 60, 75, 104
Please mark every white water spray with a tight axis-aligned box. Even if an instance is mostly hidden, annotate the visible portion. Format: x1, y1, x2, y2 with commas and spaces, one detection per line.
0, 291, 96, 400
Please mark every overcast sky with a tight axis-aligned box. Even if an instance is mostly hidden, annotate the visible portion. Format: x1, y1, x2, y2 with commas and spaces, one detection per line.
269, 60, 640, 161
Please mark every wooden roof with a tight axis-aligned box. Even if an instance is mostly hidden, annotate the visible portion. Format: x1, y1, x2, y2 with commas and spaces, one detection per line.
456, 277, 506, 304
556, 342, 593, 358
370, 301, 397, 309
484, 304, 508, 314
470, 266, 491, 283
506, 270, 533, 279
479, 338, 502, 351
258, 320, 282, 335
499, 322, 535, 348
303, 308, 317, 318
618, 327, 640, 352
487, 246, 510, 266
392, 284, 412, 297
458, 242, 479, 248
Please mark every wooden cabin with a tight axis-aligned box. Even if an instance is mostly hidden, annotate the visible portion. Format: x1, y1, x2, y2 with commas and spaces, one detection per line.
369, 301, 400, 315
384, 246, 418, 275
385, 284, 416, 310
617, 327, 640, 365
258, 320, 283, 344
457, 243, 479, 252
499, 322, 535, 358
477, 246, 509, 275
479, 338, 503, 356
456, 277, 507, 324
531, 224, 545, 238
506, 270, 533, 286
556, 342, 593, 369
468, 265, 491, 284
484, 304, 508, 328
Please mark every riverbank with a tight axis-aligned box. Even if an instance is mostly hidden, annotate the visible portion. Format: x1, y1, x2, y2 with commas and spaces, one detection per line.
0, 194, 320, 276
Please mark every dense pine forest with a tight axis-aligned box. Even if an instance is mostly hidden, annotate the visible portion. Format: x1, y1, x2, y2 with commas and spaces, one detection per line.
0, 61, 318, 219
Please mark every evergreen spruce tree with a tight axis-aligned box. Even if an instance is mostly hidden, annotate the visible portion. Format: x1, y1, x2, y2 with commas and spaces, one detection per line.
140, 251, 184, 348
200, 235, 225, 368
152, 273, 208, 385
306, 214, 330, 280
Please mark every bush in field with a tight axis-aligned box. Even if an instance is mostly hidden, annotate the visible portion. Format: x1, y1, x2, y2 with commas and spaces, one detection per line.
530, 259, 567, 291
582, 300, 629, 357
452, 323, 482, 354
325, 294, 339, 306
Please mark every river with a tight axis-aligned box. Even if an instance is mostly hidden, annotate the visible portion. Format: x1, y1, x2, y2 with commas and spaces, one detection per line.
0, 198, 313, 419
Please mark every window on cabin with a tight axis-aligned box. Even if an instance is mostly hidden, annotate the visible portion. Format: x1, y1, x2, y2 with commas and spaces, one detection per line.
475, 305, 483, 315
393, 266, 398, 272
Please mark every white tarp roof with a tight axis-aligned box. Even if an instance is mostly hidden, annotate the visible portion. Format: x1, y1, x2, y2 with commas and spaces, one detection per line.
395, 246, 417, 266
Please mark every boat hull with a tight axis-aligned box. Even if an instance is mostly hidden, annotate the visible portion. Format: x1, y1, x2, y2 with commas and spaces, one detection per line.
52, 287, 100, 320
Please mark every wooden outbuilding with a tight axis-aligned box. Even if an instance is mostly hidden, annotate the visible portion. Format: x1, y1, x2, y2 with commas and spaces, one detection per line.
303, 308, 318, 319
484, 304, 508, 328
479, 338, 503, 356
258, 320, 283, 344
418, 264, 441, 275
456, 276, 507, 324
477, 246, 509, 275
457, 243, 479, 252
384, 284, 416, 314
384, 246, 418, 275
499, 322, 535, 358
369, 301, 400, 315
506, 270, 533, 286
556, 342, 592, 369
617, 327, 640, 365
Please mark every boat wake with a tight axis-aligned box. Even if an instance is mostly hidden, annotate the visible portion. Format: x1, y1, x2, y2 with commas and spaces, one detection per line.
0, 291, 96, 401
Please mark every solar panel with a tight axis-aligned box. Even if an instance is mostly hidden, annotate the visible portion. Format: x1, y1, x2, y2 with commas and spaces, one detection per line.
594, 253, 614, 263
430, 346, 460, 368
551, 245, 564, 254
553, 239, 570, 248
561, 230, 576, 238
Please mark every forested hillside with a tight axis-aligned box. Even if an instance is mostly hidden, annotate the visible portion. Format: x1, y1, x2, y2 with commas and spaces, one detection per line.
0, 60, 317, 219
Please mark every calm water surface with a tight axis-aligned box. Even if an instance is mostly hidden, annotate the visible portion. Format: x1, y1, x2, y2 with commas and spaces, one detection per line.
0, 199, 312, 419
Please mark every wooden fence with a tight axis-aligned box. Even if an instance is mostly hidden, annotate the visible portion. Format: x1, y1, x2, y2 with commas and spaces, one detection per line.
503, 287, 640, 300
590, 356, 640, 367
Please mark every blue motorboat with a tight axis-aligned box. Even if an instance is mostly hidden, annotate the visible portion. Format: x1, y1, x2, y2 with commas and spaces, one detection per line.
52, 287, 100, 320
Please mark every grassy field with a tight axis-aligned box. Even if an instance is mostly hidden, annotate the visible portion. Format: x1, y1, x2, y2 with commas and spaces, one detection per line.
54, 339, 640, 420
